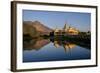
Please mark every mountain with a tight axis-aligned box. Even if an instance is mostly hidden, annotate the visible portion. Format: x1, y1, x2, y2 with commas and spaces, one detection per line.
32, 21, 52, 34
23, 21, 53, 37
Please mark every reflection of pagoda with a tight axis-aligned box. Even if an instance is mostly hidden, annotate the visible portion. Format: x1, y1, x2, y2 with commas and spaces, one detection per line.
63, 43, 76, 52
52, 23, 79, 36
53, 40, 76, 52
54, 41, 60, 48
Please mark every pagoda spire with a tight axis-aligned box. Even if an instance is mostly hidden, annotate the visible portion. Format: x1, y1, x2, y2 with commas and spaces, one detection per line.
63, 23, 67, 29
63, 23, 69, 31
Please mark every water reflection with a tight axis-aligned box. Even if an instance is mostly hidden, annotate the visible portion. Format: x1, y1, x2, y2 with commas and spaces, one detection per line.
51, 40, 76, 52
23, 37, 77, 52
23, 37, 50, 50
23, 37, 91, 62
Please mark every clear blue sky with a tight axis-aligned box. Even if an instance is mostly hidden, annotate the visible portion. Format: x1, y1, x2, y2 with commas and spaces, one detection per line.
23, 10, 91, 32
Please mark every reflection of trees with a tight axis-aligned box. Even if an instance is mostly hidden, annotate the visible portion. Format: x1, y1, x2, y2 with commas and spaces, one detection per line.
23, 37, 50, 50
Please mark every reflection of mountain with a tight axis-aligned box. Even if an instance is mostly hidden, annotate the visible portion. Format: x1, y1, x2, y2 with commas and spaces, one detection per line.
23, 21, 53, 37
23, 38, 50, 50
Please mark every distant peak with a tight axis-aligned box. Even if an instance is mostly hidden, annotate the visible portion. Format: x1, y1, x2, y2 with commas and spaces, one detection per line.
33, 21, 41, 24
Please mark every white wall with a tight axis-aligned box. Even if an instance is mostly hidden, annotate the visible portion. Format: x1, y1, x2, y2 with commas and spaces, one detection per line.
0, 0, 99, 73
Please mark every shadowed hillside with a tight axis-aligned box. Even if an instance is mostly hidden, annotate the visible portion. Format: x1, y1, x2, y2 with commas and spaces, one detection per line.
23, 21, 53, 38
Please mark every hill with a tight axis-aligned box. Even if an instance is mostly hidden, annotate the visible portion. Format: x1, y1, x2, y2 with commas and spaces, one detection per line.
23, 21, 53, 37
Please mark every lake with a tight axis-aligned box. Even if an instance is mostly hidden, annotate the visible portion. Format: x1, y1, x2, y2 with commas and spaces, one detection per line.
23, 37, 91, 62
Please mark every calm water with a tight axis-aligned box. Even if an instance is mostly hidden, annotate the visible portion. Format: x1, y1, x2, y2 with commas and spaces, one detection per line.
23, 37, 91, 62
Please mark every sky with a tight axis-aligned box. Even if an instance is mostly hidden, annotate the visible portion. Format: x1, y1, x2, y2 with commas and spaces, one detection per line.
23, 10, 91, 32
